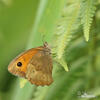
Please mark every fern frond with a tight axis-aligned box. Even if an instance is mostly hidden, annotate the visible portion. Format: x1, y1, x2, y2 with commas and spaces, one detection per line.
55, 3, 80, 59
55, 58, 69, 71
81, 0, 96, 41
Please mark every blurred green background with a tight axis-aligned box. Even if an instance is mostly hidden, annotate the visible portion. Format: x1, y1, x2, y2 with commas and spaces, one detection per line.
0, 0, 100, 100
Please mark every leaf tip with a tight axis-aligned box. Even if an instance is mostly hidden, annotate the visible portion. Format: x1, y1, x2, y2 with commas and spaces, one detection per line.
20, 79, 27, 88
64, 67, 69, 72
85, 35, 89, 42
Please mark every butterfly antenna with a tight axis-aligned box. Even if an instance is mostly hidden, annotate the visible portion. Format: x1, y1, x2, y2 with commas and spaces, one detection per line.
41, 33, 45, 44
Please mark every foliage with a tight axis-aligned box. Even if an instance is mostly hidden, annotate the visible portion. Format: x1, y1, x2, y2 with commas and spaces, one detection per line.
80, 0, 96, 41
0, 0, 100, 100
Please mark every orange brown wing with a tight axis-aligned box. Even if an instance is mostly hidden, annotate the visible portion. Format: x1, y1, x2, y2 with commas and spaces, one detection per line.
26, 48, 53, 86
8, 47, 43, 78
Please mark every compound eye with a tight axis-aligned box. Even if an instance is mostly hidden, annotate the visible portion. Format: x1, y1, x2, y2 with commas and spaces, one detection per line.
17, 62, 22, 67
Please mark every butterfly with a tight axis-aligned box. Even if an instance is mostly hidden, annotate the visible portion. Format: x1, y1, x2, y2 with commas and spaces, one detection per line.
8, 42, 53, 86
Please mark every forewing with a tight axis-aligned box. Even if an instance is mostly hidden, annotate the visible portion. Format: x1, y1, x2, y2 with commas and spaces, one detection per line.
8, 48, 40, 77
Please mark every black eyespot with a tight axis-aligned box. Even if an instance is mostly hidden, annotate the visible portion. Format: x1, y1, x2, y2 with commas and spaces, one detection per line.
17, 62, 22, 67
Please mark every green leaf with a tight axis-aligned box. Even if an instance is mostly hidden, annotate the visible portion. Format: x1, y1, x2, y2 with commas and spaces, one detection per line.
55, 58, 69, 72
81, 0, 96, 41
55, 0, 80, 59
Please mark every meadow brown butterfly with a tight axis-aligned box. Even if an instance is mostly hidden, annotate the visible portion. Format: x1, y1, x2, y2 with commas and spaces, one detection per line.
8, 42, 53, 86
